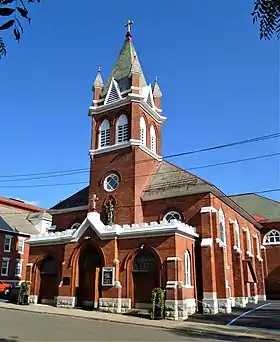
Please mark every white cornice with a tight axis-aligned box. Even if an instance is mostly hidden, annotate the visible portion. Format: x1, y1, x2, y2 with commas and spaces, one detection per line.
27, 212, 198, 246
89, 92, 166, 124
89, 139, 163, 162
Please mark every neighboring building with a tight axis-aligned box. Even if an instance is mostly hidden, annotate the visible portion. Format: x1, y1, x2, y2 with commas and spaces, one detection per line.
230, 193, 280, 299
26, 24, 266, 320
0, 197, 51, 287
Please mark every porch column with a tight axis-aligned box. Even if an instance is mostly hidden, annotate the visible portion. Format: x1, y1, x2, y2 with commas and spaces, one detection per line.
200, 207, 218, 315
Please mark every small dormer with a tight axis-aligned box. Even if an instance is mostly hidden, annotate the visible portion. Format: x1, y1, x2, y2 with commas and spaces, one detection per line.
104, 78, 122, 105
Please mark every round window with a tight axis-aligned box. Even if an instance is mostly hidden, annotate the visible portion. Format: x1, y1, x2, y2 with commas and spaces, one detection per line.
163, 211, 182, 223
104, 174, 120, 192
71, 223, 81, 230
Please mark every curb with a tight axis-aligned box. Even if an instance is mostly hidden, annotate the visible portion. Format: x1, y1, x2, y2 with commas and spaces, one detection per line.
0, 303, 278, 341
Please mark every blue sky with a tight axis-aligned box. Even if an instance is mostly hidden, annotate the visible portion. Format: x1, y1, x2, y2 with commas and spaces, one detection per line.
0, 0, 279, 208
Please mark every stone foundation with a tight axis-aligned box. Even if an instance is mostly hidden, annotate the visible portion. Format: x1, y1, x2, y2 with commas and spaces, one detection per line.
217, 298, 232, 313
202, 292, 218, 315
248, 295, 258, 304
55, 296, 76, 308
40, 298, 55, 305
99, 298, 131, 313
184, 298, 196, 315
28, 295, 38, 304
258, 294, 267, 301
234, 297, 246, 308
165, 300, 179, 320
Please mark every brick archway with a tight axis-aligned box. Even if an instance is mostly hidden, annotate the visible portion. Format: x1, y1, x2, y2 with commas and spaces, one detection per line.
124, 245, 162, 308
70, 242, 105, 309
38, 256, 60, 305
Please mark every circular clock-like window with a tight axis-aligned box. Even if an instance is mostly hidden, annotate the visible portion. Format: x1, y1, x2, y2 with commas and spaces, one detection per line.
163, 211, 182, 223
104, 174, 120, 192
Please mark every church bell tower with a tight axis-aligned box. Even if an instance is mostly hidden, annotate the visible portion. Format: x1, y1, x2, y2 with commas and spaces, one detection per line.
88, 21, 166, 225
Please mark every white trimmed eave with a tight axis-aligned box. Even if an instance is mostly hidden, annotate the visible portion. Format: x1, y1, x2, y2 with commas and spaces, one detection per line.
89, 93, 166, 124
89, 139, 163, 161
26, 212, 198, 246
48, 205, 88, 215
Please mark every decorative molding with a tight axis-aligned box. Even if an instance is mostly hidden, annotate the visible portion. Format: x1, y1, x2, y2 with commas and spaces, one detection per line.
242, 227, 248, 232
200, 206, 218, 214
113, 258, 120, 265
233, 245, 242, 254
201, 238, 213, 247
27, 212, 198, 245
261, 245, 266, 250
246, 250, 254, 258
216, 238, 227, 248
166, 257, 182, 261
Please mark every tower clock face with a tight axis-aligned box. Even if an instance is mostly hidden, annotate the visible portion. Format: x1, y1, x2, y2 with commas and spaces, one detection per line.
103, 174, 120, 192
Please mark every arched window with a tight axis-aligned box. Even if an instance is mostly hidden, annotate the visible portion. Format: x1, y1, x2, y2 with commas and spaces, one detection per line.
255, 234, 261, 256
140, 116, 146, 146
99, 119, 110, 147
247, 229, 252, 254
235, 220, 241, 249
150, 125, 156, 153
184, 250, 191, 286
163, 211, 182, 223
263, 230, 280, 245
116, 114, 129, 143
219, 209, 226, 244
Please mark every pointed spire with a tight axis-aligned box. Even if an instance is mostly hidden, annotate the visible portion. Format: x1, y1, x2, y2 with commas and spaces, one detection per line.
93, 66, 104, 89
152, 77, 163, 97
102, 21, 147, 97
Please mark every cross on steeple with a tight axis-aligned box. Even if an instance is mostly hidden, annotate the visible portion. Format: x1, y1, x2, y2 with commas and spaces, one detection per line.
91, 194, 99, 211
125, 19, 134, 34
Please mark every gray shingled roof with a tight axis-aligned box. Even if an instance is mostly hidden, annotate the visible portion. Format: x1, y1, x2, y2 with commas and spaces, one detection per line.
230, 194, 280, 221
51, 186, 89, 210
0, 206, 40, 235
142, 161, 214, 201
102, 38, 147, 96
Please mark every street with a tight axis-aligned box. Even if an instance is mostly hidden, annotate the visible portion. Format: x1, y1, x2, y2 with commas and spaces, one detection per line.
0, 308, 263, 342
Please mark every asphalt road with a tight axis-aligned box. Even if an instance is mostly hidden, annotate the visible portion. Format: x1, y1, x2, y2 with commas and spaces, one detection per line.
188, 300, 280, 332
0, 308, 262, 342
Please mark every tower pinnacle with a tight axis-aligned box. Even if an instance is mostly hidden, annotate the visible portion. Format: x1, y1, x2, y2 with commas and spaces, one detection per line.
125, 19, 134, 40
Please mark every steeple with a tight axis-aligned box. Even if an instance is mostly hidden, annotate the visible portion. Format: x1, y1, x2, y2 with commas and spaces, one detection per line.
102, 21, 147, 97
152, 77, 163, 98
93, 67, 104, 88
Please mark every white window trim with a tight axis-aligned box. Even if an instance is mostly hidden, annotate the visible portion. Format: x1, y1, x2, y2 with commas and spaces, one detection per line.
4, 235, 12, 252
263, 229, 280, 245
140, 116, 147, 146
103, 173, 120, 192
184, 250, 192, 287
15, 258, 23, 277
1, 257, 10, 276
150, 125, 156, 154
218, 209, 227, 246
17, 237, 25, 254
99, 119, 110, 148
163, 211, 182, 223
115, 114, 129, 144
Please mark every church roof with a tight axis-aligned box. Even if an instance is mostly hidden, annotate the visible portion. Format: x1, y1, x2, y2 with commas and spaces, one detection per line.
229, 193, 280, 222
51, 186, 89, 210
141, 161, 213, 201
101, 36, 147, 97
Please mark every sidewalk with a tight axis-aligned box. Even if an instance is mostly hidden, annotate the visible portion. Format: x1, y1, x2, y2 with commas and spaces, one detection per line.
0, 301, 279, 341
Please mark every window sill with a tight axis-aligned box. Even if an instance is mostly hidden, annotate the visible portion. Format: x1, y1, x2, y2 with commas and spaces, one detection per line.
216, 238, 227, 248
233, 245, 242, 254
4, 250, 11, 253
246, 251, 254, 258
181, 285, 194, 289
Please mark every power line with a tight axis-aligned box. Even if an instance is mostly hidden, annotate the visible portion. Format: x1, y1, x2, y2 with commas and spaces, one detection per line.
0, 187, 280, 215
0, 151, 278, 185
0, 132, 279, 179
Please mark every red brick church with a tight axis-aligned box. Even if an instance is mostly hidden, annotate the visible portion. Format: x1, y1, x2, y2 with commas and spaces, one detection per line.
26, 23, 267, 320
